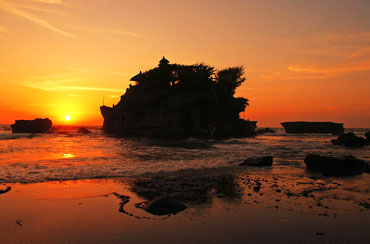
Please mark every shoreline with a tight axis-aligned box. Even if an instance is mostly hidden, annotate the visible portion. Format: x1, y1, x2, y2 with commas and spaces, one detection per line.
1, 166, 369, 243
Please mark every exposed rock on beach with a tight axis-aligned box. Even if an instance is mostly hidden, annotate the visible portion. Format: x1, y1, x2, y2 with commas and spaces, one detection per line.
331, 133, 368, 148
304, 154, 368, 176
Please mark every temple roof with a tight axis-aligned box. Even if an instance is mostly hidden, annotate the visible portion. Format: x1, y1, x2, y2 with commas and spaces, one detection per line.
130, 71, 144, 82
159, 56, 169, 66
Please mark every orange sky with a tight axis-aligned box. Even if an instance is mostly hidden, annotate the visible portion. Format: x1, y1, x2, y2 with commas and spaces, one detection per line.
0, 0, 369, 127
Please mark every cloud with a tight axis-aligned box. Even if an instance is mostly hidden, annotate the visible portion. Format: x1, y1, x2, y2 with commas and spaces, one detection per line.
22, 78, 123, 92
30, 0, 65, 4
68, 67, 131, 76
69, 26, 144, 39
262, 31, 370, 80
59, 86, 123, 92
24, 82, 123, 93
0, 0, 77, 38
101, 29, 144, 38
261, 60, 370, 80
21, 71, 126, 93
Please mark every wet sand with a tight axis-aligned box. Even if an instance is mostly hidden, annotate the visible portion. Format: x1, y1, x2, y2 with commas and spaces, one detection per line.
0, 167, 369, 244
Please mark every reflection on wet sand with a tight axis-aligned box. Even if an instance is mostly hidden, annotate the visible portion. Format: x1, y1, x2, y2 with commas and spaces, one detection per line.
0, 170, 369, 244
128, 166, 369, 217
130, 168, 243, 205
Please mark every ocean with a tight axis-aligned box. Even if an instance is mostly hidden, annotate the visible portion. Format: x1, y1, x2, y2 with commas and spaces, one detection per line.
0, 125, 369, 244
0, 125, 369, 183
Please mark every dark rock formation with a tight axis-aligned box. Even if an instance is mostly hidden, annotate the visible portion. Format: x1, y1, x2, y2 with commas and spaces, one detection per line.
136, 197, 187, 216
331, 133, 367, 148
240, 156, 273, 167
365, 131, 370, 143
281, 121, 344, 135
11, 118, 52, 133
304, 154, 367, 176
101, 57, 256, 138
256, 128, 275, 135
77, 127, 91, 134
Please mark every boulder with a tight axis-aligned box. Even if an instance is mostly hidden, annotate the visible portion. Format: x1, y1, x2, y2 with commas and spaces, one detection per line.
78, 127, 91, 134
11, 118, 52, 133
331, 133, 367, 148
304, 154, 367, 176
138, 197, 187, 216
256, 128, 275, 135
240, 156, 273, 167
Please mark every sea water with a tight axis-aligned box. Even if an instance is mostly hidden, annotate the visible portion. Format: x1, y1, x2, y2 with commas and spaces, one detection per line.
0, 125, 369, 183
1, 125, 369, 244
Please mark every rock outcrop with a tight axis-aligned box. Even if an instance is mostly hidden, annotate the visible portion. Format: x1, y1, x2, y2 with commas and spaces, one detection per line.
11, 118, 52, 133
304, 154, 368, 176
77, 127, 91, 134
240, 156, 273, 166
365, 131, 370, 143
256, 128, 275, 135
331, 133, 367, 148
281, 121, 344, 135
101, 57, 256, 138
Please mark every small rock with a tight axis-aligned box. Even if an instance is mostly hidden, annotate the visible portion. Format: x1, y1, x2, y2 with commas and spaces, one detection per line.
240, 156, 273, 167
253, 186, 261, 192
138, 197, 187, 216
256, 128, 276, 135
78, 127, 91, 134
331, 133, 367, 148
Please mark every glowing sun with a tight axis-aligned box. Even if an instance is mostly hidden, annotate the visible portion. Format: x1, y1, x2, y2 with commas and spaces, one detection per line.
65, 115, 71, 121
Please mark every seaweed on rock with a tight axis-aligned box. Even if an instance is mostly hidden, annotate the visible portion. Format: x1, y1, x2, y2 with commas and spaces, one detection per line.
101, 57, 256, 138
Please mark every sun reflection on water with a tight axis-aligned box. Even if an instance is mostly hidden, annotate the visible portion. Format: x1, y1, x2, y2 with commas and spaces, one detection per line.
62, 153, 75, 158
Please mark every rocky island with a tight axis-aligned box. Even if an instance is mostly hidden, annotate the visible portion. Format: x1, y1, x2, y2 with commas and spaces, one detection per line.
101, 57, 256, 138
281, 121, 344, 134
11, 118, 52, 133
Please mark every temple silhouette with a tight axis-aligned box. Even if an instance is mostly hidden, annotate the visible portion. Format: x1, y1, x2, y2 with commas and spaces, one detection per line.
101, 57, 256, 138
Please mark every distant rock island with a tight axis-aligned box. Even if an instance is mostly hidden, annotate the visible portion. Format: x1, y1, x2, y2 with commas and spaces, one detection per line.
101, 57, 256, 138
11, 118, 52, 133
281, 121, 344, 135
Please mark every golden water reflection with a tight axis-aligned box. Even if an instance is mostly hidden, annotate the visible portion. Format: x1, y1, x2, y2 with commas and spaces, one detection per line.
63, 153, 75, 158
49, 153, 75, 159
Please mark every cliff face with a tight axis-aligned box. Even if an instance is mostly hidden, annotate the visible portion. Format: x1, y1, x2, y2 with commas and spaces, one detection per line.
101, 58, 256, 138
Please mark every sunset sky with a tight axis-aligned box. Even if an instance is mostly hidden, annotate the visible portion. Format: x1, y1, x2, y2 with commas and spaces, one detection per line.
0, 0, 369, 127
